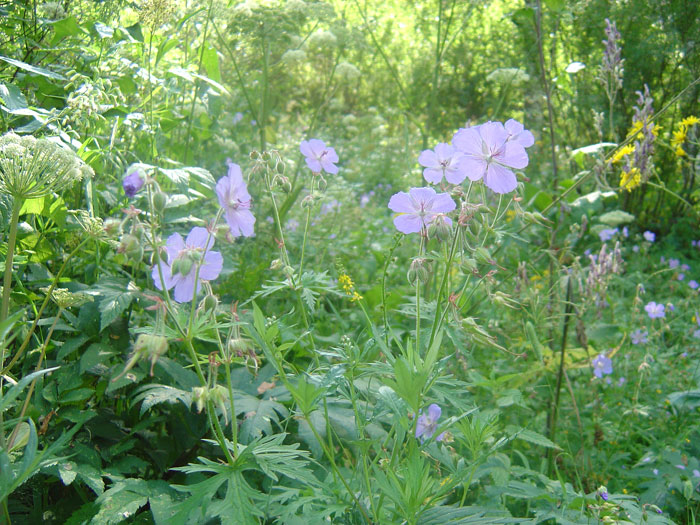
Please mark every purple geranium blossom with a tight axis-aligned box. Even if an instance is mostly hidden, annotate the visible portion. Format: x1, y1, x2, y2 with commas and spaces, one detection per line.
418, 143, 468, 184
643, 231, 655, 242
152, 227, 223, 303
592, 353, 613, 378
599, 228, 618, 242
415, 403, 445, 442
300, 139, 339, 174
630, 329, 648, 345
645, 301, 665, 319
216, 161, 255, 237
452, 121, 529, 194
388, 187, 456, 234
690, 280, 699, 290
622, 226, 629, 237
678, 273, 685, 281
123, 170, 144, 198
669, 258, 680, 269
504, 119, 535, 148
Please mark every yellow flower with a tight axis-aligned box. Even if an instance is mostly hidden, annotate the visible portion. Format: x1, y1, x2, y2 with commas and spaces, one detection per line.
619, 167, 642, 191
338, 273, 362, 302
611, 144, 635, 164
628, 120, 660, 140
680, 115, 699, 127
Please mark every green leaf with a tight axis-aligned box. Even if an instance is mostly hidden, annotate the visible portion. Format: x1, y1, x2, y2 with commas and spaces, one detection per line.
0, 83, 27, 111
59, 460, 78, 485
93, 22, 114, 39
92, 479, 149, 524
510, 427, 561, 450
80, 343, 115, 375
201, 44, 221, 83
50, 16, 88, 44
0, 55, 66, 80
92, 278, 135, 331
56, 334, 91, 361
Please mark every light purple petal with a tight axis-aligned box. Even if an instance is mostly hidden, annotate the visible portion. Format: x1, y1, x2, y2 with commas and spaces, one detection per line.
186, 227, 214, 251
430, 193, 457, 213
461, 156, 487, 181
307, 139, 326, 156
165, 233, 185, 262
299, 140, 314, 158
226, 209, 256, 237
452, 127, 482, 156
199, 250, 223, 281
305, 157, 322, 173
408, 186, 438, 204
502, 142, 529, 169
321, 157, 339, 174
418, 149, 439, 169
484, 163, 518, 194
394, 214, 423, 234
152, 262, 175, 291
325, 147, 339, 164
434, 142, 454, 160
427, 403, 441, 422
173, 274, 198, 303
479, 121, 508, 151
415, 414, 428, 438
388, 192, 415, 214
423, 167, 444, 184
226, 161, 244, 184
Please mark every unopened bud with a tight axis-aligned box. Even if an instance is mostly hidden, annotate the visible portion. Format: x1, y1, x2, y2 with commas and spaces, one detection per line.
227, 337, 250, 355
202, 294, 218, 313
317, 175, 327, 191
152, 191, 168, 213
103, 218, 121, 237
270, 258, 283, 270
276, 160, 286, 174
301, 195, 315, 209
133, 334, 168, 375
407, 257, 431, 285
428, 214, 452, 241
192, 386, 208, 413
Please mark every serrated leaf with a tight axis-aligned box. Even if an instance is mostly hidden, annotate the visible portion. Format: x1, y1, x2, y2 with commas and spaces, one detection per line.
59, 461, 78, 485
80, 343, 115, 375
239, 398, 288, 442
91, 278, 135, 331
92, 479, 149, 524
57, 334, 91, 360
132, 384, 192, 416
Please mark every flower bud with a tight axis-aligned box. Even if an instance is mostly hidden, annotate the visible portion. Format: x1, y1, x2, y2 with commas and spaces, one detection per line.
227, 337, 250, 355
192, 386, 208, 413
133, 334, 168, 376
152, 191, 168, 214
428, 214, 452, 241
202, 294, 218, 313
301, 195, 315, 208
270, 258, 284, 270
103, 218, 122, 237
316, 175, 327, 191
407, 257, 431, 286
209, 385, 230, 424
275, 160, 286, 174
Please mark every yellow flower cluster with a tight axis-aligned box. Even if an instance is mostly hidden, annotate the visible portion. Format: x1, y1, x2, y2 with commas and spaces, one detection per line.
627, 120, 660, 140
611, 144, 635, 164
338, 274, 362, 302
619, 167, 642, 192
671, 115, 699, 157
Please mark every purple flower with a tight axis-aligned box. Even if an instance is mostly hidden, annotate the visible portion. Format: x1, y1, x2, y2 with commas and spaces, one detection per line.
232, 111, 244, 124
504, 119, 535, 148
592, 353, 613, 378
681, 264, 690, 271
645, 301, 665, 319
618, 377, 626, 386
630, 329, 648, 345
693, 469, 700, 478
418, 143, 468, 184
599, 228, 618, 242
678, 273, 685, 281
690, 280, 699, 290
300, 139, 339, 174
669, 258, 680, 269
643, 231, 655, 242
287, 219, 299, 232
632, 245, 639, 252
452, 121, 529, 194
123, 170, 144, 198
622, 226, 629, 238
388, 187, 456, 234
598, 488, 609, 501
216, 161, 256, 238
152, 227, 223, 303
415, 403, 445, 442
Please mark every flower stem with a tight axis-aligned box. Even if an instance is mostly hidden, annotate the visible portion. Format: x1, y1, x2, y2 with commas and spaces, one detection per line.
427, 226, 460, 349
298, 177, 316, 277
1, 197, 23, 324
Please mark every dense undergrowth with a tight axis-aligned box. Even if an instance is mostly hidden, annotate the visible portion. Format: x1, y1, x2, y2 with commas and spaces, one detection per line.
1, 0, 699, 523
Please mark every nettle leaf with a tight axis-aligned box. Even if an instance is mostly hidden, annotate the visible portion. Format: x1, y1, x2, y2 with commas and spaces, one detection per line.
0, 82, 27, 111
92, 479, 174, 524
89, 277, 136, 331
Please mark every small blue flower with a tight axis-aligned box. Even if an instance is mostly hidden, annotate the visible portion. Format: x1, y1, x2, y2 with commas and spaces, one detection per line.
592, 354, 613, 378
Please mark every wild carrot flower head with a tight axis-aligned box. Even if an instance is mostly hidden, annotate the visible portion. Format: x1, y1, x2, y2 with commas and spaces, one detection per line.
152, 227, 223, 303
387, 187, 456, 234
416, 403, 444, 442
300, 139, 339, 174
216, 161, 255, 237
418, 143, 468, 185
452, 121, 530, 194
592, 354, 613, 378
